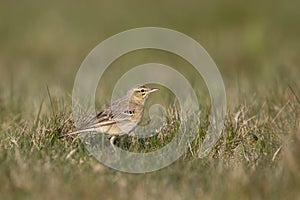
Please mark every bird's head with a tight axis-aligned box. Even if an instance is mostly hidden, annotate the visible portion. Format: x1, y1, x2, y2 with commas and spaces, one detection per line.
129, 85, 159, 104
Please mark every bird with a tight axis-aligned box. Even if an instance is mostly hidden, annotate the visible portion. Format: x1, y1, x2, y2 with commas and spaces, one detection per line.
58, 85, 159, 146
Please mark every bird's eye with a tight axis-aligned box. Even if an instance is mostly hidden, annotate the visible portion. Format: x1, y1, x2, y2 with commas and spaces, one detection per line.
141, 89, 145, 93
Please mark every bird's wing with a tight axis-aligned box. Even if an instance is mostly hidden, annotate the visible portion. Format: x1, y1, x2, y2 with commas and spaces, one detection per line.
85, 106, 134, 128
58, 96, 135, 138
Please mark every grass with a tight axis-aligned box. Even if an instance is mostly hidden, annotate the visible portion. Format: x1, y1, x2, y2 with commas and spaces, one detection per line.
1, 72, 299, 200
1, 0, 300, 199
1, 92, 300, 199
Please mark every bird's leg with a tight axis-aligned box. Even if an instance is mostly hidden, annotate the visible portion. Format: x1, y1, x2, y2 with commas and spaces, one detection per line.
109, 136, 117, 151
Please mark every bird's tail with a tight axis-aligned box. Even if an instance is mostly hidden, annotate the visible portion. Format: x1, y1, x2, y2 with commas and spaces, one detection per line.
58, 128, 100, 139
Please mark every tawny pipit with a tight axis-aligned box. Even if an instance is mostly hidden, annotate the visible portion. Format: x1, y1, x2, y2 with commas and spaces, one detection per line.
58, 85, 159, 145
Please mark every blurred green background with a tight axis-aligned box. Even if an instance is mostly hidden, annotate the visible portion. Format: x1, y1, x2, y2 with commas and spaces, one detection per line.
1, 0, 299, 107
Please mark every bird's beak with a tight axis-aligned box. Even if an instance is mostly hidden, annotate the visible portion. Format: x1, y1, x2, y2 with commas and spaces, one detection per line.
149, 88, 159, 93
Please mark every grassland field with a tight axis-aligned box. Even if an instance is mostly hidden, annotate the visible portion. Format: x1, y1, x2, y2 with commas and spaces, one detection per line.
0, 1, 300, 199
